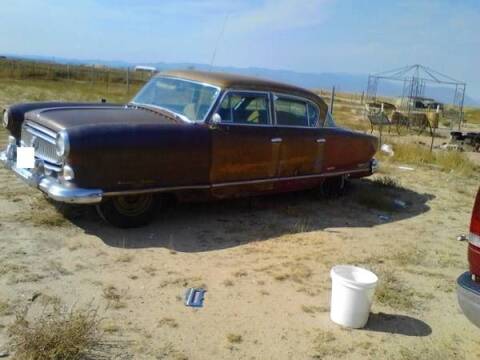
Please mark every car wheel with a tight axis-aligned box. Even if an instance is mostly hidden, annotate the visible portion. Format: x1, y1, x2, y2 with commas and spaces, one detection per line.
319, 176, 346, 198
96, 194, 157, 228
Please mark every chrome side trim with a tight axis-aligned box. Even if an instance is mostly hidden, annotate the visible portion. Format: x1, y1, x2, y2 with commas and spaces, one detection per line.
104, 184, 210, 197
271, 137, 282, 143
102, 167, 370, 197
210, 168, 368, 188
3, 142, 373, 203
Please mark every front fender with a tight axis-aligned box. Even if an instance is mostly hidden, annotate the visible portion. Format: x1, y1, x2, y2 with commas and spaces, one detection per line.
67, 123, 211, 191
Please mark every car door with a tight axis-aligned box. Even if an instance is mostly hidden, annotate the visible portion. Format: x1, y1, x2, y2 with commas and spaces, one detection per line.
209, 91, 280, 186
273, 94, 326, 177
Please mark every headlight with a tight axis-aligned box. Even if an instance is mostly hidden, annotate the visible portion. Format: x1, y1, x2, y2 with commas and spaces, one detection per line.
2, 109, 9, 128
55, 130, 70, 158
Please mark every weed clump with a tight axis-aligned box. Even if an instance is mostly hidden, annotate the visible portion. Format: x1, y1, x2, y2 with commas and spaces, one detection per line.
8, 304, 104, 360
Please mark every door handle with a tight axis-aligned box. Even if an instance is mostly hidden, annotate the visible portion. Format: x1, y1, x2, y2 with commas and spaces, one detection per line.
316, 138, 326, 143
271, 137, 282, 143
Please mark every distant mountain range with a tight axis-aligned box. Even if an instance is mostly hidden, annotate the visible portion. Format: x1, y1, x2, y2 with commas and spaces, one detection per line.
6, 53, 479, 106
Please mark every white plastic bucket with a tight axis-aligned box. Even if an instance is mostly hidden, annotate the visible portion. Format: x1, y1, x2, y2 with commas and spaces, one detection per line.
330, 265, 378, 328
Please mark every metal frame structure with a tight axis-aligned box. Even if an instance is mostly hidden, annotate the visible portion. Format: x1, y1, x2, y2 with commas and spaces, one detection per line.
366, 64, 466, 129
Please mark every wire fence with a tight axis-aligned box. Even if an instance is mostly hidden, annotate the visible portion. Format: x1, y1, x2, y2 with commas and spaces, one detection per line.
0, 58, 151, 93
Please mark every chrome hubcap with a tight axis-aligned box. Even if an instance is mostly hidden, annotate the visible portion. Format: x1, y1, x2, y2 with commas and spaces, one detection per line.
113, 195, 153, 217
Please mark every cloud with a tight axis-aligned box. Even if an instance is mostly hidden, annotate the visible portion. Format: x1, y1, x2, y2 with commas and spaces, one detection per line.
227, 0, 332, 33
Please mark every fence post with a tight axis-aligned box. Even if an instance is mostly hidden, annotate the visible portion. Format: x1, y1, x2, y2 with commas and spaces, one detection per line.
330, 86, 335, 114
105, 70, 109, 94
126, 67, 130, 94
430, 105, 440, 152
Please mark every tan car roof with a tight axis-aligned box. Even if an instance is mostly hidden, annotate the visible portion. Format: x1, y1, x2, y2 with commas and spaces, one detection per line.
160, 70, 327, 116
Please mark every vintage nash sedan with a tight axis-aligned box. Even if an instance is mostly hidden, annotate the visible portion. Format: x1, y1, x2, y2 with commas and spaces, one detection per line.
1, 71, 378, 227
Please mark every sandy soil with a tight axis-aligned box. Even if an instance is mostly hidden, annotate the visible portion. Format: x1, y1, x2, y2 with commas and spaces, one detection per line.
0, 130, 479, 359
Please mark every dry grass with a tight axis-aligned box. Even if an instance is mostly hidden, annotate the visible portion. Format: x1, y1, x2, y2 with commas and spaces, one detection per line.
8, 304, 104, 360
14, 196, 70, 228
226, 333, 243, 344
395, 336, 465, 360
102, 321, 121, 334
156, 344, 188, 360
464, 107, 480, 125
115, 253, 134, 263
158, 317, 179, 329
0, 262, 28, 277
375, 270, 415, 310
0, 299, 13, 317
223, 279, 234, 287
233, 270, 248, 278
374, 269, 432, 311
311, 330, 349, 359
271, 262, 313, 284
0, 262, 44, 284
45, 260, 73, 277
379, 141, 478, 176
394, 245, 427, 267
371, 175, 403, 189
102, 285, 127, 309
0, 78, 138, 109
301, 305, 327, 314
142, 265, 157, 276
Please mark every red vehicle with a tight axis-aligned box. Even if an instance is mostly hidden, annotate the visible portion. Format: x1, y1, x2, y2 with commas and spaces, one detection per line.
457, 187, 480, 327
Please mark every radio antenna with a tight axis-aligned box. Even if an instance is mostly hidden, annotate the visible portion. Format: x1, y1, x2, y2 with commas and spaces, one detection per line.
209, 14, 229, 71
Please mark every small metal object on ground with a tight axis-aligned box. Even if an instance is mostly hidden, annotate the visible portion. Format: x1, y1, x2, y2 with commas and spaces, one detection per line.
185, 288, 206, 307
393, 199, 407, 209
378, 215, 391, 222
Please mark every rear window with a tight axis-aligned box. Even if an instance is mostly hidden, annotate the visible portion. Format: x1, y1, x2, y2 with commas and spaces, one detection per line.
275, 97, 318, 127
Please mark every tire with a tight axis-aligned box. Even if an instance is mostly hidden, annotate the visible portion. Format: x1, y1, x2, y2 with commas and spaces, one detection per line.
318, 176, 346, 199
96, 194, 157, 228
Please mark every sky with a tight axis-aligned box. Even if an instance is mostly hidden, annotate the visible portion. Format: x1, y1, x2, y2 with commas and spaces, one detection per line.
0, 0, 479, 98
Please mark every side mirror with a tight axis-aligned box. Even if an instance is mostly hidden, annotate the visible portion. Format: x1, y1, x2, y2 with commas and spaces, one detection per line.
211, 113, 222, 125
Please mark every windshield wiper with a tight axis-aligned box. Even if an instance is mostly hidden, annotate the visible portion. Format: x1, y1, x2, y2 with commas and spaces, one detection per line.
128, 102, 191, 123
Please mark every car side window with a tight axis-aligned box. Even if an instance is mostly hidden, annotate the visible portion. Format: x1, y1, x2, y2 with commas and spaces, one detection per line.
218, 93, 270, 125
307, 103, 319, 127
275, 97, 309, 127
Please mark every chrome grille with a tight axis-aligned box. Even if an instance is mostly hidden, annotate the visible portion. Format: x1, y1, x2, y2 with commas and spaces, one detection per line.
21, 122, 61, 168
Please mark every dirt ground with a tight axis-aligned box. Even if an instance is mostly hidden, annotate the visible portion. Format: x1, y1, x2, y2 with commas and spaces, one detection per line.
0, 126, 479, 359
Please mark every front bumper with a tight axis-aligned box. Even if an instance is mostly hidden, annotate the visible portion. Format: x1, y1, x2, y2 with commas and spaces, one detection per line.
1, 147, 102, 204
457, 272, 480, 328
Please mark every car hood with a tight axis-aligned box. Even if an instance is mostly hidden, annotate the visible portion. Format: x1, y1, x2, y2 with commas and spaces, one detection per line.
25, 104, 185, 133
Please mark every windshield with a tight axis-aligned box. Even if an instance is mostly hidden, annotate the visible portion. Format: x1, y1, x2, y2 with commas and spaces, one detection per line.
132, 77, 220, 122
